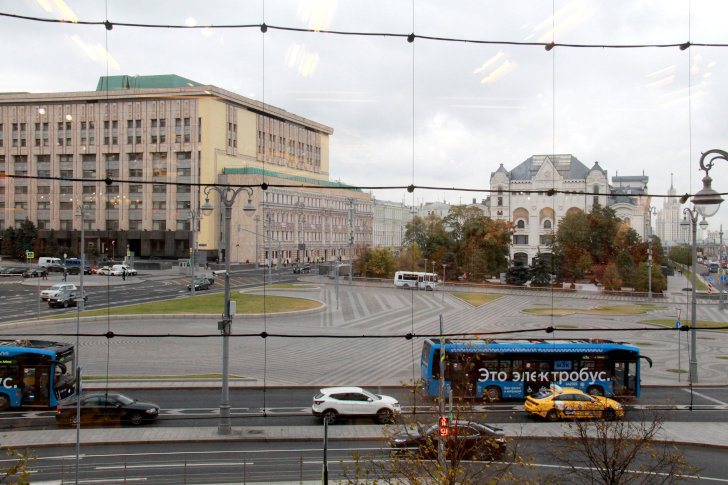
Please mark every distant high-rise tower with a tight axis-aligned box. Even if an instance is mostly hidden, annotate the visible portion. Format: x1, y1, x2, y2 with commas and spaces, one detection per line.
656, 174, 689, 243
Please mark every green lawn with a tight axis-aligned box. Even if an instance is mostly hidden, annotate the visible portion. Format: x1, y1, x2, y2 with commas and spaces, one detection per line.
449, 293, 502, 307
680, 268, 709, 291
250, 283, 316, 289
523, 304, 666, 316
84, 374, 246, 380
640, 319, 727, 331
35, 293, 321, 320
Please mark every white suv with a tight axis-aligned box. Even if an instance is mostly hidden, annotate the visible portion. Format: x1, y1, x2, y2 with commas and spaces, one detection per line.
40, 284, 77, 301
312, 387, 401, 424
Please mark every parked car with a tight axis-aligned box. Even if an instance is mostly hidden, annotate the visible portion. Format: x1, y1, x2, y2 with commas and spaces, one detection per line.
311, 387, 401, 424
111, 265, 137, 276
187, 279, 211, 291
97, 266, 122, 276
389, 421, 507, 460
46, 264, 66, 273
48, 289, 87, 308
40, 284, 77, 301
56, 393, 160, 426
22, 268, 47, 278
293, 263, 311, 274
64, 265, 80, 275
199, 274, 214, 285
38, 257, 63, 267
525, 384, 624, 422
1, 267, 28, 275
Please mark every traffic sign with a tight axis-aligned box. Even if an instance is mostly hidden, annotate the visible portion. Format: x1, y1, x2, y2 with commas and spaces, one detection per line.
676, 321, 681, 329
722, 275, 727, 282
26, 251, 34, 259
127, 250, 131, 257
708, 276, 714, 282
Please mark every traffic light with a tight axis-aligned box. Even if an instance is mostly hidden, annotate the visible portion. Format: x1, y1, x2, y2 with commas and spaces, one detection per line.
439, 416, 449, 436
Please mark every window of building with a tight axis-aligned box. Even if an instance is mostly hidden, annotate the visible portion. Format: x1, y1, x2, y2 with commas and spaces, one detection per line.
513, 235, 529, 245
106, 169, 119, 178
0, 186, 4, 195
153, 167, 166, 177
544, 220, 552, 229
497, 197, 503, 206
177, 185, 191, 193
80, 121, 87, 145
15, 202, 28, 210
516, 220, 525, 229
107, 220, 119, 230
129, 169, 143, 177
540, 235, 553, 245
111, 120, 118, 144
159, 119, 166, 143
89, 121, 95, 145
107, 185, 119, 194
127, 120, 133, 145
135, 119, 142, 144
60, 201, 73, 210
60, 220, 72, 230
57, 122, 64, 146
128, 200, 143, 209
129, 153, 143, 162
37, 201, 51, 210
37, 185, 51, 194
15, 186, 28, 194
129, 220, 142, 230
152, 221, 166, 231
59, 154, 73, 163
176, 200, 191, 210
82, 170, 96, 178
106, 200, 119, 209
176, 151, 191, 160
0, 124, 3, 147
66, 121, 71, 146
129, 185, 143, 194
0, 201, 4, 209
198, 118, 201, 143
183, 118, 190, 143
105, 153, 119, 162
82, 186, 95, 194
175, 118, 182, 143
81, 154, 96, 163
177, 220, 191, 231
59, 186, 73, 195
152, 184, 166, 193
177, 168, 191, 176
152, 201, 166, 210
83, 221, 96, 231
37, 170, 51, 178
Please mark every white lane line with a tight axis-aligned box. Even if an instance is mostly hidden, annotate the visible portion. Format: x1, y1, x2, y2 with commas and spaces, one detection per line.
681, 388, 728, 406
96, 462, 254, 470
528, 463, 718, 482
37, 447, 383, 460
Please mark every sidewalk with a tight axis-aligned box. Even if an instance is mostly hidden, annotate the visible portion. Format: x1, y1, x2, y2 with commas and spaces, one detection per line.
2, 422, 727, 449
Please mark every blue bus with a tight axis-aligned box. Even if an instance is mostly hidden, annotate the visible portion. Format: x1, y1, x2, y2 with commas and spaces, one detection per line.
421, 338, 652, 401
0, 340, 77, 410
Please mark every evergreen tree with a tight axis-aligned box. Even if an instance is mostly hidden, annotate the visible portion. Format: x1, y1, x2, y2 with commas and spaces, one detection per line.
632, 262, 668, 292
2, 226, 17, 258
529, 252, 552, 287
616, 250, 636, 288
506, 260, 530, 286
16, 218, 38, 256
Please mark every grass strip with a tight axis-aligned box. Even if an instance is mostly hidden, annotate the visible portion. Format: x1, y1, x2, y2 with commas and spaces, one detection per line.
250, 283, 316, 289
523, 305, 666, 316
448, 293, 502, 307
83, 374, 245, 380
32, 293, 321, 321
640, 319, 727, 331
680, 268, 709, 291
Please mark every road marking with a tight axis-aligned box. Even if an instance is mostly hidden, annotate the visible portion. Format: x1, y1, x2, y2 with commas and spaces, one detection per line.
36, 447, 382, 460
96, 462, 254, 470
681, 389, 728, 406
528, 463, 718, 482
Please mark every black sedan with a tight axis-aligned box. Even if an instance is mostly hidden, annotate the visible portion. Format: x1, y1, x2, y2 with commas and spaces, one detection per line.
23, 268, 47, 278
48, 290, 88, 308
187, 278, 211, 291
389, 421, 507, 460
46, 264, 67, 273
56, 393, 160, 426
1, 267, 28, 275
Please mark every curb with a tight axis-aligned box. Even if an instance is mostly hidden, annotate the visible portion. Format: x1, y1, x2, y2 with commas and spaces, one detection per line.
0, 301, 327, 329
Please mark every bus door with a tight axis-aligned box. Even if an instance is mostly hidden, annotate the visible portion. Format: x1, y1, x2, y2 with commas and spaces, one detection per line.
20, 366, 51, 406
417, 275, 424, 290
446, 357, 476, 398
612, 361, 637, 396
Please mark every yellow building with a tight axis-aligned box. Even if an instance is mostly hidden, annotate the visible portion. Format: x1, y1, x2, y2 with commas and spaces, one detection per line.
0, 74, 371, 261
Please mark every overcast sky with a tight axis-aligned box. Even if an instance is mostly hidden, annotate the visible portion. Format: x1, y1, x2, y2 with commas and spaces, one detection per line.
3, 0, 728, 236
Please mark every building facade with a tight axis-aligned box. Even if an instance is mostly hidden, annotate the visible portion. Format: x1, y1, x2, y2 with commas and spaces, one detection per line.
655, 175, 691, 244
0, 74, 367, 262
372, 197, 410, 253
488, 155, 649, 264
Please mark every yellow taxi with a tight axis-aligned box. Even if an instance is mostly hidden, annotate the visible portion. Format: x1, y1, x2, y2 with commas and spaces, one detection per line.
525, 384, 624, 422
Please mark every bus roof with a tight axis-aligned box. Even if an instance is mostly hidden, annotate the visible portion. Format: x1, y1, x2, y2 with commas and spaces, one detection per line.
0, 340, 73, 357
426, 338, 638, 354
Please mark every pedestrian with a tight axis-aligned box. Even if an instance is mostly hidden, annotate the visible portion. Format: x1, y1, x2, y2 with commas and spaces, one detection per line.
205, 262, 209, 270
122, 268, 126, 281
62, 268, 67, 282
42, 269, 47, 280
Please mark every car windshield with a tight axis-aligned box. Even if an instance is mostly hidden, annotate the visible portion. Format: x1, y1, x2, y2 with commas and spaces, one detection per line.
534, 390, 554, 399
361, 390, 381, 400
50, 285, 66, 291
116, 394, 135, 405
55, 290, 73, 297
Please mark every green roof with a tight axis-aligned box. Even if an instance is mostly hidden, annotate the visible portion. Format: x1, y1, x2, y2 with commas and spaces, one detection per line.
224, 167, 361, 192
96, 75, 203, 91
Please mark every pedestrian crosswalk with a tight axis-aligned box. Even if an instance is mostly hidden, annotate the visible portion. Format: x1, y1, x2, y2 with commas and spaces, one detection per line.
163, 276, 267, 287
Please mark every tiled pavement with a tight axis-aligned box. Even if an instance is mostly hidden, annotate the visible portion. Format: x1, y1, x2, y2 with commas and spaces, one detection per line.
2, 422, 727, 449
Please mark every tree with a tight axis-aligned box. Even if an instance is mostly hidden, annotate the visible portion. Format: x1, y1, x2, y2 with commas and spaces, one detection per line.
2, 226, 17, 258
365, 247, 397, 278
506, 260, 529, 286
651, 235, 665, 267
439, 252, 458, 280
16, 218, 38, 257
616, 250, 636, 288
1, 445, 36, 485
632, 262, 668, 293
354, 246, 372, 276
529, 251, 552, 287
544, 409, 698, 485
669, 244, 692, 266
601, 262, 623, 291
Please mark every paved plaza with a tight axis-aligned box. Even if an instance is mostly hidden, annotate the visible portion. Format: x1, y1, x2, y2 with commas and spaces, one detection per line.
4, 280, 728, 387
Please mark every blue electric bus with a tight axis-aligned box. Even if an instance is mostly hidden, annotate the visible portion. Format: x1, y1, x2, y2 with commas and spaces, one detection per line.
0, 340, 77, 410
421, 338, 652, 401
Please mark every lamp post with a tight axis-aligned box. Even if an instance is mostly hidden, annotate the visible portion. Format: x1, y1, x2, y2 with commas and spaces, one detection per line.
188, 208, 202, 297
253, 215, 260, 270
441, 263, 447, 302
646, 206, 657, 300
73, 203, 90, 485
264, 213, 282, 284
200, 186, 256, 435
678, 148, 726, 384
348, 198, 355, 282
720, 225, 725, 312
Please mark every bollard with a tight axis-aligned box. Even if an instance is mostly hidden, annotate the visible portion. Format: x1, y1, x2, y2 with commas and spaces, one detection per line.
243, 453, 246, 484
61, 458, 64, 483
300, 452, 303, 484
123, 456, 127, 484
183, 455, 187, 485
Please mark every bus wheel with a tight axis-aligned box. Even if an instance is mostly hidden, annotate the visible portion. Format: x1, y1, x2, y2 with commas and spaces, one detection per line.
586, 386, 604, 397
546, 409, 561, 422
485, 386, 501, 402
0, 395, 9, 411
403, 284, 410, 290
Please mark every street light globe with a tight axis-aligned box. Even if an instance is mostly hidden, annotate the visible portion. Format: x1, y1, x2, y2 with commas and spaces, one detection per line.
693, 174, 723, 218
680, 215, 690, 227
243, 198, 257, 217
201, 197, 214, 216
699, 218, 709, 230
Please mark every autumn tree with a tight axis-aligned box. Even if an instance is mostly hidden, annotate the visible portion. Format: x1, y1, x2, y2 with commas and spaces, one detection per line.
365, 247, 397, 278
601, 262, 623, 290
632, 262, 668, 293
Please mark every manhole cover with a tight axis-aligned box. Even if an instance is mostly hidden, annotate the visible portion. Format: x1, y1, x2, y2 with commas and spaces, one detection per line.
247, 429, 264, 435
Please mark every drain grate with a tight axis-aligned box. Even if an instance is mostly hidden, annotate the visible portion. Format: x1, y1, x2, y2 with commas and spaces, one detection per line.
247, 429, 264, 434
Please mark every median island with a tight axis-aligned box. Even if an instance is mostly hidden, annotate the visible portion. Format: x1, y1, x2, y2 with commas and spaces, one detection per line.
43, 293, 322, 320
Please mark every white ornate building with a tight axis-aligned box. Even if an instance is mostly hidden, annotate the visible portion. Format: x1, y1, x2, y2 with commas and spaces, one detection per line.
655, 175, 691, 244
372, 197, 410, 254
488, 155, 650, 265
